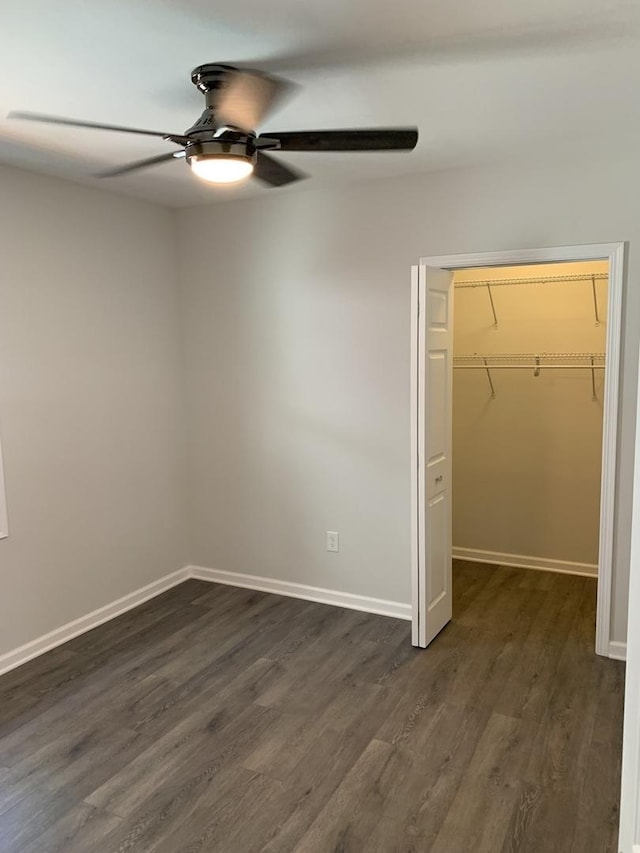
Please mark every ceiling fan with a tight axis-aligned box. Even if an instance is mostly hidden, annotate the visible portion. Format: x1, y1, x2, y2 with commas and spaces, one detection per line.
8, 64, 419, 188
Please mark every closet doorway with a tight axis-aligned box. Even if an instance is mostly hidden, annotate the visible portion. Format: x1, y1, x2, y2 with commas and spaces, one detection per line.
410, 243, 625, 656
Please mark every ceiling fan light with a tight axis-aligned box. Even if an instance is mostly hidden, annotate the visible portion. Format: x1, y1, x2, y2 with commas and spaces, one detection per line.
190, 154, 253, 184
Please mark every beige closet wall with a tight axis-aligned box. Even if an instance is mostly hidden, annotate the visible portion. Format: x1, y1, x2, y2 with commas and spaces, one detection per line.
453, 262, 608, 572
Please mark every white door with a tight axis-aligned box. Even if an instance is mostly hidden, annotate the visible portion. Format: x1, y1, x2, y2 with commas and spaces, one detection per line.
411, 265, 454, 647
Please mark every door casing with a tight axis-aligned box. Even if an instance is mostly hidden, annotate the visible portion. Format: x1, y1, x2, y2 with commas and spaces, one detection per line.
411, 242, 626, 658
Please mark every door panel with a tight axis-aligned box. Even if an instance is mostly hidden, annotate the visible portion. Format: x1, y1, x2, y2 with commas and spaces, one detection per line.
427, 352, 447, 459
429, 290, 448, 326
411, 265, 454, 647
427, 491, 447, 604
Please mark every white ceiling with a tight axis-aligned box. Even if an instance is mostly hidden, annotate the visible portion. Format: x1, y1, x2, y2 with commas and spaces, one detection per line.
1, 0, 639, 207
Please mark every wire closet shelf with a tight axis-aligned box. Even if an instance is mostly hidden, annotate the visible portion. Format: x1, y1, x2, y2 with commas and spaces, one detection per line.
454, 271, 608, 328
453, 352, 606, 401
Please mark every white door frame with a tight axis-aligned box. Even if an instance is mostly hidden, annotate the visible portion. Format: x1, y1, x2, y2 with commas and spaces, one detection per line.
412, 242, 626, 657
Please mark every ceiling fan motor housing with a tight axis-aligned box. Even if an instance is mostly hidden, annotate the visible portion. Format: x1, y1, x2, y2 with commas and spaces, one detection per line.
186, 63, 253, 145
184, 138, 256, 170
191, 64, 237, 108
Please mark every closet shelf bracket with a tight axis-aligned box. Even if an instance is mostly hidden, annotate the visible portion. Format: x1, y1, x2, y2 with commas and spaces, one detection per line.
483, 358, 496, 398
486, 284, 498, 329
591, 276, 601, 326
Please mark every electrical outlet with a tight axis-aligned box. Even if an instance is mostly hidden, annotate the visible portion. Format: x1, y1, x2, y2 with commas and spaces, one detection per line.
326, 531, 339, 552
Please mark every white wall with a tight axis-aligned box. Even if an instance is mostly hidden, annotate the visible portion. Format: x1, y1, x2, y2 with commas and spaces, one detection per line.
0, 166, 187, 657
177, 151, 639, 644
452, 262, 608, 570
619, 325, 640, 852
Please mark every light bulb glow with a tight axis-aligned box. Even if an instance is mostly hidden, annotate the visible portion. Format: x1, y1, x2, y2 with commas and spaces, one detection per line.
190, 155, 253, 184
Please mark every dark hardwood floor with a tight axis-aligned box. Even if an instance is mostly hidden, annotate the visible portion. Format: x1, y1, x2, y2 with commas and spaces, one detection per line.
0, 562, 624, 852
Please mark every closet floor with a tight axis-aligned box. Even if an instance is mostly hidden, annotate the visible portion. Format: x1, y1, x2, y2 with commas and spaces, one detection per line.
0, 562, 624, 852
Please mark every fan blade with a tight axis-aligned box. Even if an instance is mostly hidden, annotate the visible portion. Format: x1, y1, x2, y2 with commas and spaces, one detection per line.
253, 151, 306, 188
258, 127, 418, 152
8, 111, 189, 143
215, 69, 293, 133
97, 151, 185, 178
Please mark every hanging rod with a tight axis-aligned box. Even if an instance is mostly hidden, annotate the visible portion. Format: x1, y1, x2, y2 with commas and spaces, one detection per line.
455, 365, 605, 370
454, 353, 605, 401
454, 352, 605, 362
454, 272, 609, 289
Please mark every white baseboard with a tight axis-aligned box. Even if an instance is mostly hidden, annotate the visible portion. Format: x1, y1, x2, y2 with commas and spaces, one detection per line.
0, 567, 190, 677
453, 546, 598, 578
0, 565, 411, 678
1, 555, 620, 677
188, 565, 412, 622
609, 641, 627, 662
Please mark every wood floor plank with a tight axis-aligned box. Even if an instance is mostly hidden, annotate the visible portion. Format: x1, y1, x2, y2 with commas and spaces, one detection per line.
243, 678, 388, 783
259, 689, 401, 851
0, 600, 215, 744
128, 650, 285, 740
0, 673, 175, 768
0, 648, 85, 702
18, 802, 123, 853
63, 580, 212, 659
499, 782, 545, 853
592, 656, 625, 747
148, 768, 291, 853
0, 690, 42, 738
430, 712, 535, 853
364, 816, 436, 853
376, 702, 491, 837
0, 564, 624, 853
92, 763, 257, 853
0, 723, 144, 818
291, 738, 396, 853
85, 664, 282, 817
570, 737, 621, 853
0, 785, 79, 851
493, 584, 579, 721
